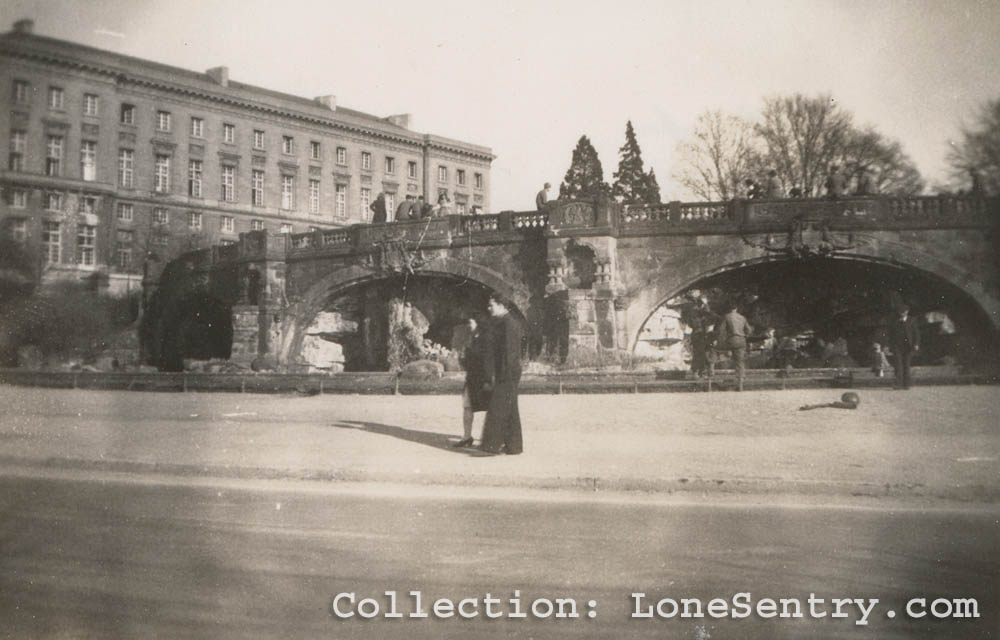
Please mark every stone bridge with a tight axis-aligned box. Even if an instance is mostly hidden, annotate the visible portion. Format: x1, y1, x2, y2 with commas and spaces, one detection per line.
142, 194, 999, 371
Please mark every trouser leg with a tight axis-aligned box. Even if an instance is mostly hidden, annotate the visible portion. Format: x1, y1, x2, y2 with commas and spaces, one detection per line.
462, 407, 474, 439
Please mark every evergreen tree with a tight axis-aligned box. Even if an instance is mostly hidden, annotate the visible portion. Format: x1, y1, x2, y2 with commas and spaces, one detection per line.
559, 135, 611, 200
643, 167, 663, 204
612, 121, 649, 204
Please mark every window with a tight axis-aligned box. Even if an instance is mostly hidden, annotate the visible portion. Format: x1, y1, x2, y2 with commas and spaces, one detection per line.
151, 233, 169, 247
408, 161, 417, 179
116, 230, 133, 269
47, 86, 64, 110
336, 147, 347, 165
282, 136, 294, 154
190, 117, 204, 137
221, 165, 236, 202
13, 79, 30, 104
120, 103, 135, 125
384, 157, 395, 174
438, 166, 447, 183
46, 136, 63, 176
385, 193, 395, 216
84, 94, 99, 116
42, 221, 61, 264
335, 184, 347, 218
457, 169, 466, 186
220, 238, 236, 246
117, 202, 134, 222
221, 215, 235, 233
8, 129, 25, 172
457, 202, 467, 214
80, 141, 96, 181
360, 187, 371, 221
156, 111, 171, 131
309, 226, 319, 233
154, 155, 171, 193
9, 218, 27, 242
223, 123, 235, 144
281, 175, 295, 209
251, 219, 264, 231
118, 149, 134, 187
310, 140, 321, 160
188, 160, 202, 197
10, 189, 28, 208
280, 223, 292, 234
253, 129, 265, 149
252, 169, 264, 206
153, 208, 169, 225
45, 192, 62, 211
361, 151, 372, 170
187, 211, 202, 230
77, 225, 96, 266
309, 179, 320, 213
79, 196, 97, 214
475, 173, 483, 189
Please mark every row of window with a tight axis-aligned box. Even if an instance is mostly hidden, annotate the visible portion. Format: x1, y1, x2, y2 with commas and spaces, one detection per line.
8, 219, 132, 268
6, 215, 311, 269
11, 80, 486, 187
10, 133, 485, 198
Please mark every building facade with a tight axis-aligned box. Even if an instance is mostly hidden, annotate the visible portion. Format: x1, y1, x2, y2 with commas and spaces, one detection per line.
0, 19, 493, 293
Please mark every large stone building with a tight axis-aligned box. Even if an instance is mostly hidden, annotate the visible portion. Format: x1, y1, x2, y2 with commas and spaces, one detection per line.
0, 19, 493, 294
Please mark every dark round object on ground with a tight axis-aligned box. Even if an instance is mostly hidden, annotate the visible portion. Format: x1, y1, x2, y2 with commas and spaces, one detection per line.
841, 392, 860, 406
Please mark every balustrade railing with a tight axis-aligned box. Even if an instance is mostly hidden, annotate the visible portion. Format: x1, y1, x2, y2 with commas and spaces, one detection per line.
461, 214, 500, 233
512, 212, 548, 229
322, 229, 351, 246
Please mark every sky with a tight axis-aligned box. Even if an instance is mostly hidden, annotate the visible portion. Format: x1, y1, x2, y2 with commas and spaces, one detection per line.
3, 0, 999, 210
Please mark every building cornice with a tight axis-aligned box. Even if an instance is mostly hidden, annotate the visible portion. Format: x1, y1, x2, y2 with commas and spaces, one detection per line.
2, 38, 495, 163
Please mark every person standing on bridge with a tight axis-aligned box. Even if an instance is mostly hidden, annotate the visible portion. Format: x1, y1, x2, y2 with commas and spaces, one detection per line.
453, 317, 489, 449
825, 165, 846, 199
480, 296, 523, 455
394, 195, 414, 221
536, 182, 551, 211
370, 192, 387, 224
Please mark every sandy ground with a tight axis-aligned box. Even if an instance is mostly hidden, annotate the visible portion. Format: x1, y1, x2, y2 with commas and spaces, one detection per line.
0, 385, 997, 500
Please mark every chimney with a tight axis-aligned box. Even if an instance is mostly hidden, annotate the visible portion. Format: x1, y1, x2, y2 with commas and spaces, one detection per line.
206, 66, 229, 87
12, 19, 34, 35
387, 113, 411, 129
315, 95, 337, 111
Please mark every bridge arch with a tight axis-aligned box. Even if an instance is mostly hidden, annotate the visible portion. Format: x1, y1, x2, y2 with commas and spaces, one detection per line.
278, 257, 532, 365
626, 241, 1000, 354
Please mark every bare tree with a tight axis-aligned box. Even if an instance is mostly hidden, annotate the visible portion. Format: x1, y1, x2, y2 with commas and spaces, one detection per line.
947, 97, 1000, 195
839, 127, 925, 195
756, 93, 853, 197
673, 110, 760, 201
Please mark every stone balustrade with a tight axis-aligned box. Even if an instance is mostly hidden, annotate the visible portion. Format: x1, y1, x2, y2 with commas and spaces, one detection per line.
202, 195, 993, 266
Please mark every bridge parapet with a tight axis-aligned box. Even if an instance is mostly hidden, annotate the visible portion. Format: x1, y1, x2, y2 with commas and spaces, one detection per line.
619, 194, 993, 235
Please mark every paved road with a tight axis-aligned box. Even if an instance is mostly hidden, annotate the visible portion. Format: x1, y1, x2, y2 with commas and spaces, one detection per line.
0, 473, 995, 639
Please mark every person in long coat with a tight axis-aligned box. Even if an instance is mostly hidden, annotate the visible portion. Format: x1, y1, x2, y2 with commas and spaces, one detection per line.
479, 296, 523, 455
888, 305, 920, 390
453, 318, 489, 448
369, 192, 387, 224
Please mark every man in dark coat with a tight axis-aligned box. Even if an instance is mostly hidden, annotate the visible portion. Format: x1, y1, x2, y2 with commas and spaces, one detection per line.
480, 296, 523, 455
369, 192, 387, 224
453, 318, 489, 448
394, 195, 414, 221
888, 305, 920, 390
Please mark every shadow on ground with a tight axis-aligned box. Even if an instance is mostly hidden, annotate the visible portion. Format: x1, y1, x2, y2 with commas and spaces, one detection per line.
331, 421, 493, 456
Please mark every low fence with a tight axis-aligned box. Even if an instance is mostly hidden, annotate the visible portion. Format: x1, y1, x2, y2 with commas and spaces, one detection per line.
0, 368, 994, 395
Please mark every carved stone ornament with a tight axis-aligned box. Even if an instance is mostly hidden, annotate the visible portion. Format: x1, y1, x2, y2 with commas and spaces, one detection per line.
561, 202, 596, 226
744, 218, 855, 259
363, 236, 426, 275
